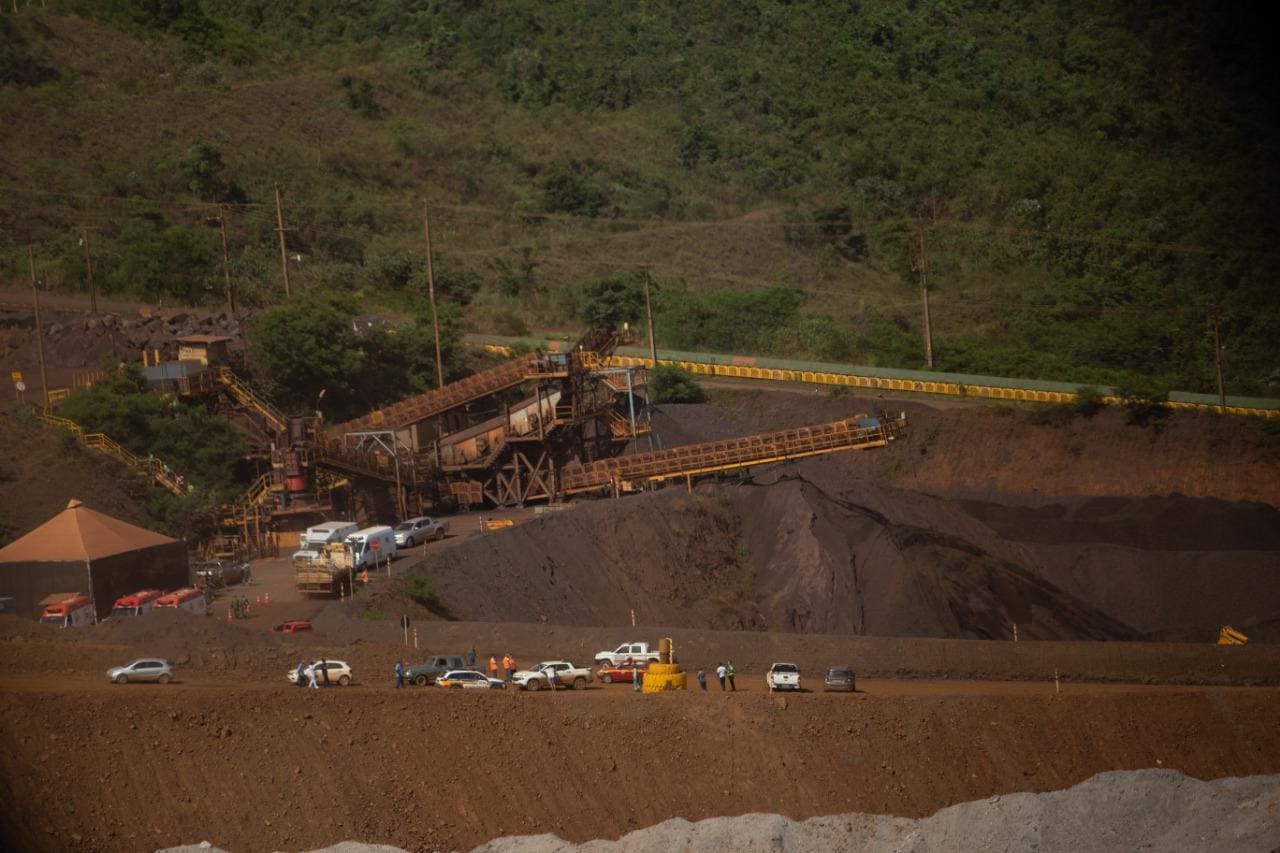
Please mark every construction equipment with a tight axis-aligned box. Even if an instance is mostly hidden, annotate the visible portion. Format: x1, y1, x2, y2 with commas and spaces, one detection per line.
1217, 626, 1249, 645
642, 637, 687, 692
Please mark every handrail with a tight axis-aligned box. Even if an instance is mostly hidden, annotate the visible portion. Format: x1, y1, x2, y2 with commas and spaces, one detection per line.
209, 367, 288, 434
35, 413, 187, 497
559, 413, 904, 493
466, 333, 1280, 420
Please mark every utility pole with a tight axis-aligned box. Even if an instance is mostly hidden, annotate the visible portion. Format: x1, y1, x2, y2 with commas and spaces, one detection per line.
644, 270, 658, 367
28, 245, 50, 413
217, 205, 235, 314
423, 203, 444, 388
1212, 317, 1227, 413
274, 182, 291, 297
79, 226, 98, 315
917, 218, 934, 368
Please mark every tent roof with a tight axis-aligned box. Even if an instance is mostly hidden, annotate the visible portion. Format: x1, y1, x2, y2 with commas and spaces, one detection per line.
0, 500, 179, 563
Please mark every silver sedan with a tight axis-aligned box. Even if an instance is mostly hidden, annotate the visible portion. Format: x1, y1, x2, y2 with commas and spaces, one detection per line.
107, 659, 174, 685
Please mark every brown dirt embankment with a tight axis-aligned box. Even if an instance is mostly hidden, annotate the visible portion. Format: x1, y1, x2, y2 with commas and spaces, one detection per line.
1, 682, 1277, 853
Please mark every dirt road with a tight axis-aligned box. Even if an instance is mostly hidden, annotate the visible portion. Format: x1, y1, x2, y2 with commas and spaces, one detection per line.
1, 676, 1277, 852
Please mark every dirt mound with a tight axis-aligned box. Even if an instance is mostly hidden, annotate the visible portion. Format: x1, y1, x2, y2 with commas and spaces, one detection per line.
403, 472, 1280, 641
475, 770, 1280, 852
731, 473, 1133, 639
0, 614, 59, 642
80, 609, 282, 668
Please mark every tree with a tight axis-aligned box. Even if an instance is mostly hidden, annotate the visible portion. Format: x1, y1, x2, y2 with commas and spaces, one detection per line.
650, 364, 704, 404
105, 218, 217, 305
245, 292, 365, 418
180, 141, 246, 203
542, 166, 605, 217
579, 274, 645, 329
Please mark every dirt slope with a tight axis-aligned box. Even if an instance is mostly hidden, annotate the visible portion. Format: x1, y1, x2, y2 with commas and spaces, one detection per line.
2, 679, 1278, 853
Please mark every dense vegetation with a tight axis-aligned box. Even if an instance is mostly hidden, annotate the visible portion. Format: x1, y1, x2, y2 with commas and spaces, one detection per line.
2, 1, 1277, 397
50, 363, 248, 538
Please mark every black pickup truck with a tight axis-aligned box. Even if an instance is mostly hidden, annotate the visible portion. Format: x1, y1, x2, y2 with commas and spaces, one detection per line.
404, 654, 469, 686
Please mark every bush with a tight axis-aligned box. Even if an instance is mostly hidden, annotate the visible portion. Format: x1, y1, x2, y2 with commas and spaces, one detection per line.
650, 364, 704, 404
542, 166, 605, 217
1072, 386, 1106, 418
405, 569, 439, 607
1117, 385, 1171, 431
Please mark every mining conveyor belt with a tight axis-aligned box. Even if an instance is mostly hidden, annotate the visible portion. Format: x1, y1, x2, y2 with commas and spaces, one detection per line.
558, 413, 905, 494
330, 352, 548, 434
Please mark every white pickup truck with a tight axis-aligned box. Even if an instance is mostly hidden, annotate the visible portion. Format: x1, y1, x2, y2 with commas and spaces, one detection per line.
594, 642, 661, 666
512, 661, 594, 691
766, 662, 801, 692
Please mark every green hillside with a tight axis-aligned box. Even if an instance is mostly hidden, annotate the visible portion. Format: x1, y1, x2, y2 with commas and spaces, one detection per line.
2, 0, 1277, 398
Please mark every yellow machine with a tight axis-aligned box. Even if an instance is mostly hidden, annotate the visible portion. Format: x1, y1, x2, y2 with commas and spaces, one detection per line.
1217, 626, 1248, 645
642, 637, 687, 692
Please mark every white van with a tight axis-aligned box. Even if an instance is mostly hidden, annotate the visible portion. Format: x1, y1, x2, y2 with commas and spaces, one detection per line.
292, 522, 360, 566
345, 526, 397, 570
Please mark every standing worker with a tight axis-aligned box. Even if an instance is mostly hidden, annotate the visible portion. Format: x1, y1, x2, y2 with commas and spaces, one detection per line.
489, 655, 500, 682
696, 668, 707, 692
307, 664, 319, 689
467, 647, 477, 668
726, 660, 737, 692
395, 660, 404, 689
296, 661, 306, 689
320, 661, 331, 687
715, 662, 727, 691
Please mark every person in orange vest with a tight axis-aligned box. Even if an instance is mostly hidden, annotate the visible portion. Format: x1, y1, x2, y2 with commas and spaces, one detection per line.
488, 655, 500, 681
501, 654, 513, 682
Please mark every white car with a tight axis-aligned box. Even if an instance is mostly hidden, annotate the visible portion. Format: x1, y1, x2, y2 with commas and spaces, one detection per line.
393, 516, 449, 547
287, 659, 352, 686
437, 669, 506, 689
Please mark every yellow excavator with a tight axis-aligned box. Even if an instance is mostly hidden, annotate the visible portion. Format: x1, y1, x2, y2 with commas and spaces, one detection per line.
1217, 626, 1249, 645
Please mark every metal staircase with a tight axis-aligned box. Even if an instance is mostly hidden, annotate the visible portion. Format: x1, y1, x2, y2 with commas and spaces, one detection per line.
36, 413, 187, 497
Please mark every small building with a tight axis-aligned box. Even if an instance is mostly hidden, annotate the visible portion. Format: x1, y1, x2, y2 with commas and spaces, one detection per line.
176, 335, 233, 366
0, 500, 189, 620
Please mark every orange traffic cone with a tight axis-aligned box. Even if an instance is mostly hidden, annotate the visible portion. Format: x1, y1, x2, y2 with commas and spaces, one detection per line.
264, 591, 271, 606
227, 608, 233, 622
255, 595, 261, 607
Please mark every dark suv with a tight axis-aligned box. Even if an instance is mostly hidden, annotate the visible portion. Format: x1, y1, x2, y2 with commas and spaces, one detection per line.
823, 667, 856, 692
405, 655, 468, 686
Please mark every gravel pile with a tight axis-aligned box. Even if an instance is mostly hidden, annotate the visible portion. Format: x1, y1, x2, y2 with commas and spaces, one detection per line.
473, 769, 1280, 853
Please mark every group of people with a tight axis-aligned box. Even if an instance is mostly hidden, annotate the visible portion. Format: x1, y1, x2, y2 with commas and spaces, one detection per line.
294, 660, 331, 689
693, 661, 736, 692
489, 653, 518, 682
